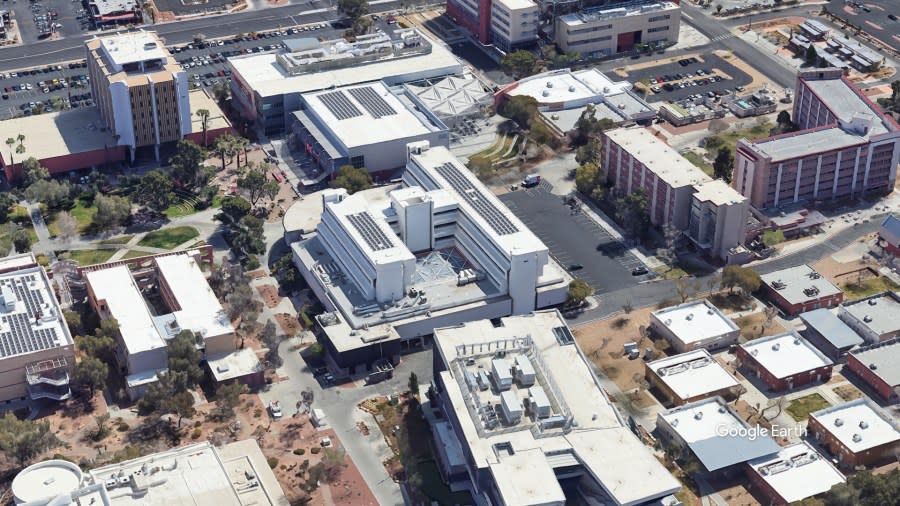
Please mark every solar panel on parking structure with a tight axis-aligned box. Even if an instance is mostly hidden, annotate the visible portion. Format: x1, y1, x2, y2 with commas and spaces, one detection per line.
434, 162, 519, 236
347, 212, 396, 252
317, 91, 362, 120
348, 86, 397, 119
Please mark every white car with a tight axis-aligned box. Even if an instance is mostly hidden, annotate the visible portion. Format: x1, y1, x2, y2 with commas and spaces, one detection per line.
268, 401, 283, 419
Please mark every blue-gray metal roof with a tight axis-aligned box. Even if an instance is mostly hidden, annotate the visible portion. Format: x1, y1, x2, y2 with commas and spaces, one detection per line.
881, 214, 900, 238
799, 309, 864, 349
689, 434, 781, 472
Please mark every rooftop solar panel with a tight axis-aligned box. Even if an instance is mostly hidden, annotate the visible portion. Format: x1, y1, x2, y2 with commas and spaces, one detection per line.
434, 162, 519, 236
348, 86, 397, 119
347, 212, 396, 252
317, 91, 362, 120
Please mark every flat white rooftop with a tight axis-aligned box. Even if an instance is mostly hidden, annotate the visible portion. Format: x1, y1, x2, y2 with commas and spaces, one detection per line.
0, 254, 73, 359
803, 77, 892, 135
810, 399, 900, 454
741, 332, 832, 379
760, 264, 841, 306
746, 442, 845, 503
605, 127, 712, 189
652, 299, 739, 345
752, 125, 870, 162
155, 254, 233, 339
494, 0, 537, 10
559, 1, 679, 25
0, 107, 117, 162
303, 82, 440, 149
207, 348, 264, 383
489, 449, 564, 506
85, 266, 166, 356
692, 179, 747, 207
658, 397, 781, 471
97, 30, 169, 67
842, 291, 900, 338
849, 338, 900, 389
647, 349, 739, 400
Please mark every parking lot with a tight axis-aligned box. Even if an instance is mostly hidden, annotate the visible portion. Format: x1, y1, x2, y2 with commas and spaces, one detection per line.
828, 0, 900, 52
499, 185, 651, 294
5, 0, 92, 43
618, 53, 753, 103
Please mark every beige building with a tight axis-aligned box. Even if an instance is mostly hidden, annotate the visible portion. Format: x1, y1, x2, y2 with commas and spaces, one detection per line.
555, 1, 681, 57
688, 180, 750, 260
86, 30, 191, 161
490, 0, 540, 52
0, 254, 75, 403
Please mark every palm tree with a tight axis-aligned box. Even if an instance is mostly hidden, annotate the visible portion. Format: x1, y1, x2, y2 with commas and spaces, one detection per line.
196, 108, 210, 147
214, 134, 234, 171
5, 138, 15, 166
16, 133, 25, 148
234, 136, 249, 167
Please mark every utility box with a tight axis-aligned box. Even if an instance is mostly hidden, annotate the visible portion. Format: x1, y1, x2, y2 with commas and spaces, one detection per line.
514, 355, 535, 387
491, 359, 512, 391
500, 390, 522, 425
528, 386, 551, 419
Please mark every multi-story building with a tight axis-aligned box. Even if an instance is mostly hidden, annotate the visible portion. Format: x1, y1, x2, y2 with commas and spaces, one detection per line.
555, 1, 681, 57
602, 127, 749, 259
291, 142, 568, 376
446, 0, 492, 44
839, 291, 900, 343
649, 299, 741, 353
759, 264, 843, 316
430, 310, 682, 505
86, 30, 192, 161
645, 349, 741, 406
845, 337, 900, 402
877, 214, 900, 255
745, 442, 845, 505
490, 0, 540, 51
733, 68, 900, 210
737, 332, 833, 392
0, 253, 75, 403
807, 399, 900, 468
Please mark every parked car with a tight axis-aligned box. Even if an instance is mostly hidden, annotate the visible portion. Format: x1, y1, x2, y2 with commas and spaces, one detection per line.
631, 266, 649, 276
522, 174, 541, 188
268, 401, 283, 419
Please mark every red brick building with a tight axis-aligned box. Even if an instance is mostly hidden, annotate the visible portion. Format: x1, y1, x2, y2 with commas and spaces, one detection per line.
737, 332, 833, 392
759, 264, 843, 316
446, 0, 492, 44
645, 349, 741, 406
845, 338, 900, 402
878, 214, 900, 256
807, 399, 900, 468
745, 442, 845, 505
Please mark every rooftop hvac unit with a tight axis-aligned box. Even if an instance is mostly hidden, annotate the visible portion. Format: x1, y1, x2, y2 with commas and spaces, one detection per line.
694, 411, 703, 420
869, 363, 878, 370
772, 343, 780, 351
868, 299, 878, 305
834, 418, 844, 427
864, 315, 873, 323
686, 313, 694, 321
859, 421, 869, 429
772, 280, 787, 290
852, 433, 862, 443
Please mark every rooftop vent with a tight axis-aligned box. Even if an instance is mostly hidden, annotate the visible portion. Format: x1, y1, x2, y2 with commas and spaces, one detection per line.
686, 313, 694, 321
718, 406, 727, 414
868, 299, 878, 306
794, 338, 801, 345
568, 85, 576, 92
852, 433, 862, 443
834, 418, 844, 427
864, 315, 873, 323
772, 343, 780, 351
869, 363, 878, 370
859, 421, 869, 429
694, 411, 703, 420
772, 280, 787, 290
808, 272, 821, 279
546, 81, 553, 88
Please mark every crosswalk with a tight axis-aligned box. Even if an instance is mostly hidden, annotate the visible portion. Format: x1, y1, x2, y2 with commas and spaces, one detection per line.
710, 32, 736, 42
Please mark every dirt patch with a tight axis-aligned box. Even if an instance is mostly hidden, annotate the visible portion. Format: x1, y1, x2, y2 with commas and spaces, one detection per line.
257, 284, 283, 308
707, 473, 761, 506
733, 312, 786, 341
812, 255, 872, 285
833, 384, 865, 402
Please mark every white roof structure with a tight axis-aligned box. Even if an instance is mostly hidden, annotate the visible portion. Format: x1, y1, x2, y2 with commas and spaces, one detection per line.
604, 127, 713, 189
761, 265, 842, 306
810, 399, 900, 454
692, 179, 748, 207
433, 310, 680, 506
849, 337, 900, 390
740, 332, 832, 379
207, 348, 264, 383
154, 254, 232, 339
96, 30, 169, 69
404, 74, 490, 119
86, 266, 166, 356
559, 1, 679, 26
0, 254, 74, 359
12, 440, 287, 506
746, 442, 845, 503
841, 291, 900, 339
803, 77, 891, 135
228, 29, 463, 99
658, 397, 781, 471
647, 349, 739, 400
652, 299, 739, 346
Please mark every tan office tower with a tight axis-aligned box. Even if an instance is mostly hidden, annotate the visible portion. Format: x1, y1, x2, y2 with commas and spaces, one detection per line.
86, 30, 191, 161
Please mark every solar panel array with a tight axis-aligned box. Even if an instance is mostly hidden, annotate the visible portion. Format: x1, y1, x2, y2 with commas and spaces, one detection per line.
347, 212, 396, 252
348, 86, 397, 119
317, 91, 362, 120
434, 162, 520, 236
0, 311, 60, 358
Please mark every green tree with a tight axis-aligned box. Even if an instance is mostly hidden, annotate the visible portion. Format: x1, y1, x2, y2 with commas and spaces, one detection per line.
25, 179, 74, 210
615, 189, 650, 239
74, 355, 108, 398
234, 215, 266, 255
776, 110, 791, 127
93, 194, 132, 230
0, 192, 17, 223
713, 149, 734, 183
337, 0, 369, 21
76, 333, 116, 361
21, 157, 49, 187
169, 140, 211, 189
0, 412, 61, 465
55, 211, 79, 242
11, 228, 32, 253
63, 311, 82, 334
210, 382, 248, 421
499, 95, 538, 129
566, 279, 594, 307
575, 139, 601, 166
195, 109, 210, 147
822, 469, 899, 506
408, 372, 419, 397
721, 265, 761, 295
271, 252, 303, 292
237, 163, 279, 206
500, 50, 537, 79
214, 133, 237, 171
761, 229, 785, 247
805, 44, 818, 65
329, 165, 373, 195
168, 329, 204, 391
575, 162, 606, 201
5, 138, 15, 167
166, 391, 196, 428
572, 106, 616, 146
219, 196, 252, 223
133, 170, 174, 212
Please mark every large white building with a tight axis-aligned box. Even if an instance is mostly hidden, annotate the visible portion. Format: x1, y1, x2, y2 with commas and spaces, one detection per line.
490, 0, 540, 52
555, 1, 681, 57
11, 440, 287, 506
290, 81, 449, 178
650, 299, 741, 353
228, 29, 463, 134
85, 252, 256, 398
291, 142, 568, 375
0, 254, 75, 403
431, 310, 681, 506
745, 442, 845, 505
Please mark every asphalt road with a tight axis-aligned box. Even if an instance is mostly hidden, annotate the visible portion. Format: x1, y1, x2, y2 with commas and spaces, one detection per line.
827, 0, 900, 52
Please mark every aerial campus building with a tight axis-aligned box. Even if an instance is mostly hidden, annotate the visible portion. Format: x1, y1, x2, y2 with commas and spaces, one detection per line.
745, 441, 845, 505
84, 251, 262, 399
445, 0, 540, 50
845, 337, 900, 402
291, 142, 569, 376
0, 253, 75, 403
733, 68, 900, 210
807, 398, 900, 468
228, 29, 464, 135
737, 332, 833, 392
645, 349, 741, 406
798, 308, 864, 360
759, 264, 843, 316
430, 310, 682, 506
554, 1, 681, 57
10, 440, 287, 506
601, 127, 750, 260
838, 291, 900, 343
649, 299, 741, 353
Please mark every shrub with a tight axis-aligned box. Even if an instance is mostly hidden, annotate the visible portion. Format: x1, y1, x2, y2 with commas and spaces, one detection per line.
254, 408, 263, 418
116, 422, 130, 432
310, 447, 321, 455
267, 456, 279, 469
293, 448, 306, 456
191, 428, 202, 439
194, 420, 202, 428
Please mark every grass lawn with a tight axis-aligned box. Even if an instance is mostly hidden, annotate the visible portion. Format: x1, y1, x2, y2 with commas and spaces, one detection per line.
786, 393, 831, 421
47, 200, 97, 236
842, 276, 900, 300
58, 249, 115, 266
122, 250, 150, 260
682, 151, 714, 177
97, 234, 135, 245
137, 226, 199, 250
705, 120, 772, 159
